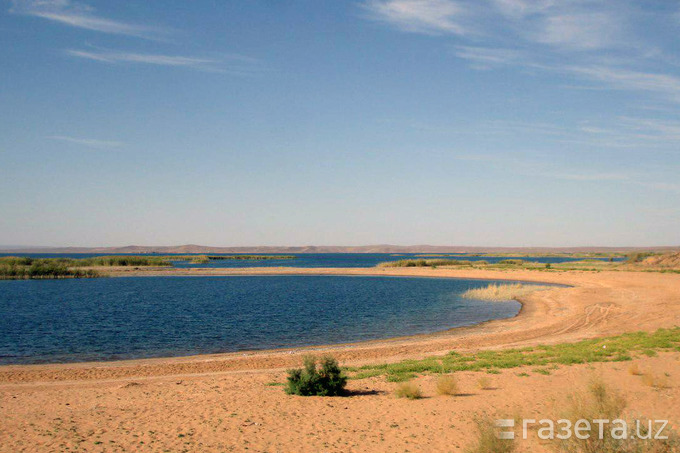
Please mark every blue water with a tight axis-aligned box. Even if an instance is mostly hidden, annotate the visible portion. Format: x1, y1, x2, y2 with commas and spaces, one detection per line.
0, 276, 526, 365
0, 252, 622, 268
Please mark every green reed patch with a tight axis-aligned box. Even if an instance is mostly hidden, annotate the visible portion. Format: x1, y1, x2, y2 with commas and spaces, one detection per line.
205, 255, 296, 260
346, 328, 680, 381
377, 259, 477, 268
0, 262, 99, 279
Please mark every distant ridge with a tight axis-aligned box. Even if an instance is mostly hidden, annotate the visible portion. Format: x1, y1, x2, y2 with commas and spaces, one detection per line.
1, 244, 678, 254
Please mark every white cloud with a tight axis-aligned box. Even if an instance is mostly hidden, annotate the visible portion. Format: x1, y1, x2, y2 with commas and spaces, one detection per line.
65, 48, 263, 74
534, 12, 620, 50
452, 46, 527, 68
48, 135, 122, 148
10, 0, 162, 38
362, 0, 466, 35
491, 0, 555, 19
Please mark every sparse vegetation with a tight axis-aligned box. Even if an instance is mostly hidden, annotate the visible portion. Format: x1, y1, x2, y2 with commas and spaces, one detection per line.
285, 355, 347, 396
394, 381, 423, 399
554, 379, 679, 452
378, 259, 476, 268
641, 372, 671, 389
466, 415, 516, 453
375, 250, 680, 273
347, 328, 680, 382
626, 252, 658, 263
461, 283, 554, 301
436, 375, 459, 396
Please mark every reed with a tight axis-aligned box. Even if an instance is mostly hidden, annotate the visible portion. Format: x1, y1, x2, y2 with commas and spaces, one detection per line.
461, 283, 552, 301
0, 262, 99, 279
378, 259, 475, 268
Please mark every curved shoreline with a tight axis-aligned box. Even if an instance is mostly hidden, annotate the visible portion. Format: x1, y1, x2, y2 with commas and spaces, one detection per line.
1, 267, 679, 383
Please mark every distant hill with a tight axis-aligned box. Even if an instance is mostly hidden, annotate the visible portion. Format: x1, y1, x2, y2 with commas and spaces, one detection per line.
1, 244, 678, 254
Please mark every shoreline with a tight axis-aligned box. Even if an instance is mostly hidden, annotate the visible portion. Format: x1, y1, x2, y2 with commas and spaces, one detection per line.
2, 267, 679, 384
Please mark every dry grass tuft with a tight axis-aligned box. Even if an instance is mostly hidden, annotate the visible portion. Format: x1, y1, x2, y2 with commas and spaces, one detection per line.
555, 378, 679, 452
641, 372, 672, 389
461, 283, 553, 301
436, 375, 459, 396
628, 363, 643, 375
395, 381, 423, 399
466, 415, 516, 453
477, 376, 492, 390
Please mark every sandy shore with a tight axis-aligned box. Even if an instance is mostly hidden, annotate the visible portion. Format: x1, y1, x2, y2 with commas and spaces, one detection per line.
1, 267, 679, 452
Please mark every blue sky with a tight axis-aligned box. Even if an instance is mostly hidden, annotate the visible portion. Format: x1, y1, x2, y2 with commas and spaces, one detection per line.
1, 0, 679, 247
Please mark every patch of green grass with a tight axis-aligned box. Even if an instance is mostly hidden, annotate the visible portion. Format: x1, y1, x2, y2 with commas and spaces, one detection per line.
348, 328, 680, 381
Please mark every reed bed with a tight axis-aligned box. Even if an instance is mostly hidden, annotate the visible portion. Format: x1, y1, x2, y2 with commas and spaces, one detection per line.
461, 283, 552, 301
0, 262, 99, 279
205, 255, 296, 260
377, 259, 480, 268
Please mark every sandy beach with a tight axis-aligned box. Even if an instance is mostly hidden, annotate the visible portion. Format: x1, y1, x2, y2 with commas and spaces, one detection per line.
1, 267, 679, 452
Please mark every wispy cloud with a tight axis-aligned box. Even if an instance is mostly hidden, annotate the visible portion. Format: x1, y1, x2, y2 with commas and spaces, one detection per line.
533, 12, 621, 50
565, 65, 680, 103
64, 48, 263, 74
361, 0, 680, 104
10, 0, 163, 39
454, 152, 680, 193
490, 0, 554, 19
362, 0, 467, 35
48, 135, 122, 148
452, 46, 528, 69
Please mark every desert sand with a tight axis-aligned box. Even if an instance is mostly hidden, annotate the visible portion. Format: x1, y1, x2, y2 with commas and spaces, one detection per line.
1, 267, 679, 452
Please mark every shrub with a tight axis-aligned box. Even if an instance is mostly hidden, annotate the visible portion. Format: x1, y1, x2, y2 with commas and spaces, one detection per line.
285, 355, 347, 396
395, 381, 423, 399
436, 375, 459, 396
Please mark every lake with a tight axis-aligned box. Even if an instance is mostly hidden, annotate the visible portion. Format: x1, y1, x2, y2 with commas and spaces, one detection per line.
0, 275, 527, 365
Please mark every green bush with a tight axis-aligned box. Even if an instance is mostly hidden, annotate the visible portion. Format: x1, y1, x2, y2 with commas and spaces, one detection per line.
285, 355, 347, 396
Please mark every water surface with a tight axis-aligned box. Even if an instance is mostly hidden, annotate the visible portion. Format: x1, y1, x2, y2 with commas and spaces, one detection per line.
0, 275, 527, 365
